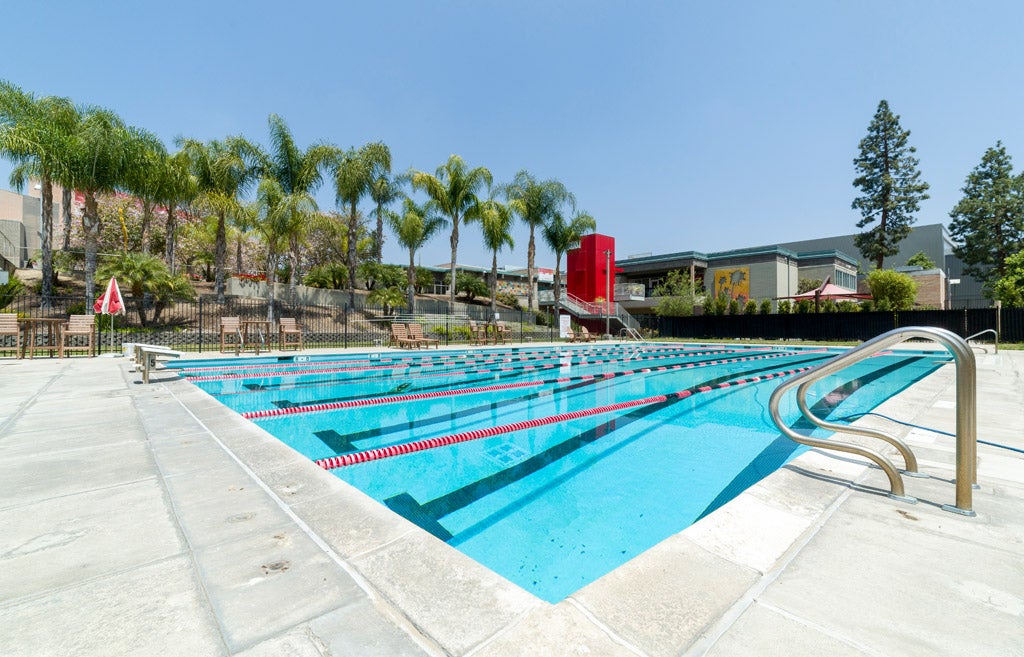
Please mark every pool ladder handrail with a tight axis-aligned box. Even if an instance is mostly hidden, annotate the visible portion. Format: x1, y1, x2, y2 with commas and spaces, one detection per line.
767, 326, 977, 516
965, 328, 998, 354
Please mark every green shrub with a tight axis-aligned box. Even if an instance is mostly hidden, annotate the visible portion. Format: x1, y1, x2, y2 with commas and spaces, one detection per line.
743, 300, 758, 315
796, 299, 812, 314
866, 269, 917, 311
759, 299, 772, 315
496, 292, 521, 309
0, 277, 26, 309
821, 299, 838, 313
728, 299, 740, 315
836, 300, 861, 312
777, 300, 792, 314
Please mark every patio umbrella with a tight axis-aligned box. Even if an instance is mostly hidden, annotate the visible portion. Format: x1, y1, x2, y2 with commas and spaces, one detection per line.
94, 277, 126, 353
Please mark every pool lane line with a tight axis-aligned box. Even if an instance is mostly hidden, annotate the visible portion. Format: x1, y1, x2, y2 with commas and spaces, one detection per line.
182, 343, 753, 378
227, 346, 754, 399
175, 342, 745, 374
314, 363, 819, 470
185, 343, 745, 382
310, 350, 837, 452
241, 349, 822, 419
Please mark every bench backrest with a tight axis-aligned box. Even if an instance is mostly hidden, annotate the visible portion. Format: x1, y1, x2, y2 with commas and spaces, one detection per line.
220, 316, 240, 331
0, 313, 17, 334
65, 315, 94, 334
279, 318, 299, 331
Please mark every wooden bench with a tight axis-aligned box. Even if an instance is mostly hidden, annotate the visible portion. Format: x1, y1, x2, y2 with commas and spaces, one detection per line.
134, 344, 183, 384
61, 314, 96, 357
389, 323, 420, 349
278, 317, 303, 350
0, 313, 18, 356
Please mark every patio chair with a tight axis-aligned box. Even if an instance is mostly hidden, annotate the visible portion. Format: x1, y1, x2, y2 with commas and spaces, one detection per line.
493, 321, 509, 345
61, 314, 96, 357
407, 323, 439, 349
278, 317, 303, 350
219, 316, 241, 353
578, 326, 597, 342
0, 313, 19, 355
389, 323, 419, 349
468, 320, 486, 345
565, 328, 578, 343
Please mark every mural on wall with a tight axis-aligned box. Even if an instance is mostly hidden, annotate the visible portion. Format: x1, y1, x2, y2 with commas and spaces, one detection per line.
712, 267, 750, 303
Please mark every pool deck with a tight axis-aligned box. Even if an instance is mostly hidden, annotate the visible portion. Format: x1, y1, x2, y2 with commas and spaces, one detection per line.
1, 343, 1022, 656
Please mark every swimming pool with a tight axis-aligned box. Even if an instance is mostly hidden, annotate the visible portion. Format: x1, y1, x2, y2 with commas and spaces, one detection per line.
172, 342, 944, 602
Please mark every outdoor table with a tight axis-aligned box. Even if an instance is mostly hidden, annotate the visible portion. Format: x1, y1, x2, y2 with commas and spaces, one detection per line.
242, 320, 271, 355
17, 317, 65, 359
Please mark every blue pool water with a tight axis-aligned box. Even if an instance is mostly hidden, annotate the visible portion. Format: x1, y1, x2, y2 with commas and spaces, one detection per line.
171, 342, 944, 602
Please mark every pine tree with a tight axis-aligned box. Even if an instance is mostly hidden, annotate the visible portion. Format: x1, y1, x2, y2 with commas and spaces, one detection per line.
851, 100, 930, 270
948, 142, 1024, 288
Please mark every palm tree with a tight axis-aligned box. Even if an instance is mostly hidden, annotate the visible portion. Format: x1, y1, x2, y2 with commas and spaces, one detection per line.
542, 210, 597, 324
334, 142, 390, 307
122, 138, 169, 255
178, 136, 260, 303
504, 170, 574, 312
369, 172, 403, 264
386, 197, 447, 311
154, 149, 197, 275
0, 82, 79, 306
410, 155, 492, 306
68, 108, 160, 305
98, 251, 189, 326
470, 195, 515, 317
260, 114, 339, 302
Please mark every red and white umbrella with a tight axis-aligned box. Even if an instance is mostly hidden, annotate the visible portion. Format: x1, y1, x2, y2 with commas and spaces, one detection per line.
94, 277, 126, 352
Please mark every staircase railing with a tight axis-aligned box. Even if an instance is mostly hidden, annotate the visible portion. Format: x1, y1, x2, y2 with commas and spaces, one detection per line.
768, 326, 977, 516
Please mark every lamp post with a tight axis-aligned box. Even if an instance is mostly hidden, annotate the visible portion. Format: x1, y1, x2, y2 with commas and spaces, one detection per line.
604, 249, 611, 337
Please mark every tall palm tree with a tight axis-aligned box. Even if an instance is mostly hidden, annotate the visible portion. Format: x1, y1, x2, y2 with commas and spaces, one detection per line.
178, 136, 260, 303
0, 82, 79, 306
122, 138, 169, 254
504, 170, 574, 312
253, 178, 316, 321
68, 108, 160, 305
369, 172, 402, 264
154, 149, 197, 275
410, 155, 492, 306
260, 114, 339, 302
386, 196, 447, 312
471, 195, 515, 317
334, 142, 390, 307
542, 210, 596, 324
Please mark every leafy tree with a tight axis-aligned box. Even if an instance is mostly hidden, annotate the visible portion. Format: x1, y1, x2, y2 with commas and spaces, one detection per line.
948, 142, 1024, 291
367, 285, 407, 315
445, 271, 489, 301
866, 268, 917, 310
798, 278, 823, 294
178, 136, 260, 303
303, 263, 348, 289
905, 250, 936, 269
992, 250, 1024, 307
358, 262, 405, 291
852, 100, 930, 270
260, 115, 338, 301
653, 269, 697, 317
386, 197, 447, 311
542, 210, 596, 323
411, 155, 492, 305
98, 252, 195, 326
334, 142, 390, 306
504, 170, 574, 311
415, 267, 435, 294
0, 82, 79, 306
470, 195, 515, 316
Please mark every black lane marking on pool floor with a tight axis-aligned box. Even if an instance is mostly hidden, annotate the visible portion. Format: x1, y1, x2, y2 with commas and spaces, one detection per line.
312, 352, 831, 455
380, 353, 838, 542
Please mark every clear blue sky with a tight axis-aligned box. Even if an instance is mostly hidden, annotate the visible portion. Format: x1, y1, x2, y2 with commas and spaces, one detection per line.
3, 1, 1023, 269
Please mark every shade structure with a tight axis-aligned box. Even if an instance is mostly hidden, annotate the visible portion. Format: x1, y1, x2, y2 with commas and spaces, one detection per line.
783, 283, 872, 301
94, 277, 126, 352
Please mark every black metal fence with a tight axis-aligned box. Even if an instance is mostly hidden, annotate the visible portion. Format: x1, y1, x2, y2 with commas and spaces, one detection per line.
1, 294, 559, 355
640, 307, 1020, 343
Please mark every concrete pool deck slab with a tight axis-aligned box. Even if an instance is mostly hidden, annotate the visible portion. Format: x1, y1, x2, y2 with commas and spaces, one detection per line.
0, 344, 1021, 656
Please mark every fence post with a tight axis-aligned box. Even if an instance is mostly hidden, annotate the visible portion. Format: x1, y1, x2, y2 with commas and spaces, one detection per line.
344, 304, 348, 349
198, 297, 203, 353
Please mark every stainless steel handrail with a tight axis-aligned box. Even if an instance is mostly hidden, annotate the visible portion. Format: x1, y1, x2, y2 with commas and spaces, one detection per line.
965, 328, 998, 354
768, 326, 977, 516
